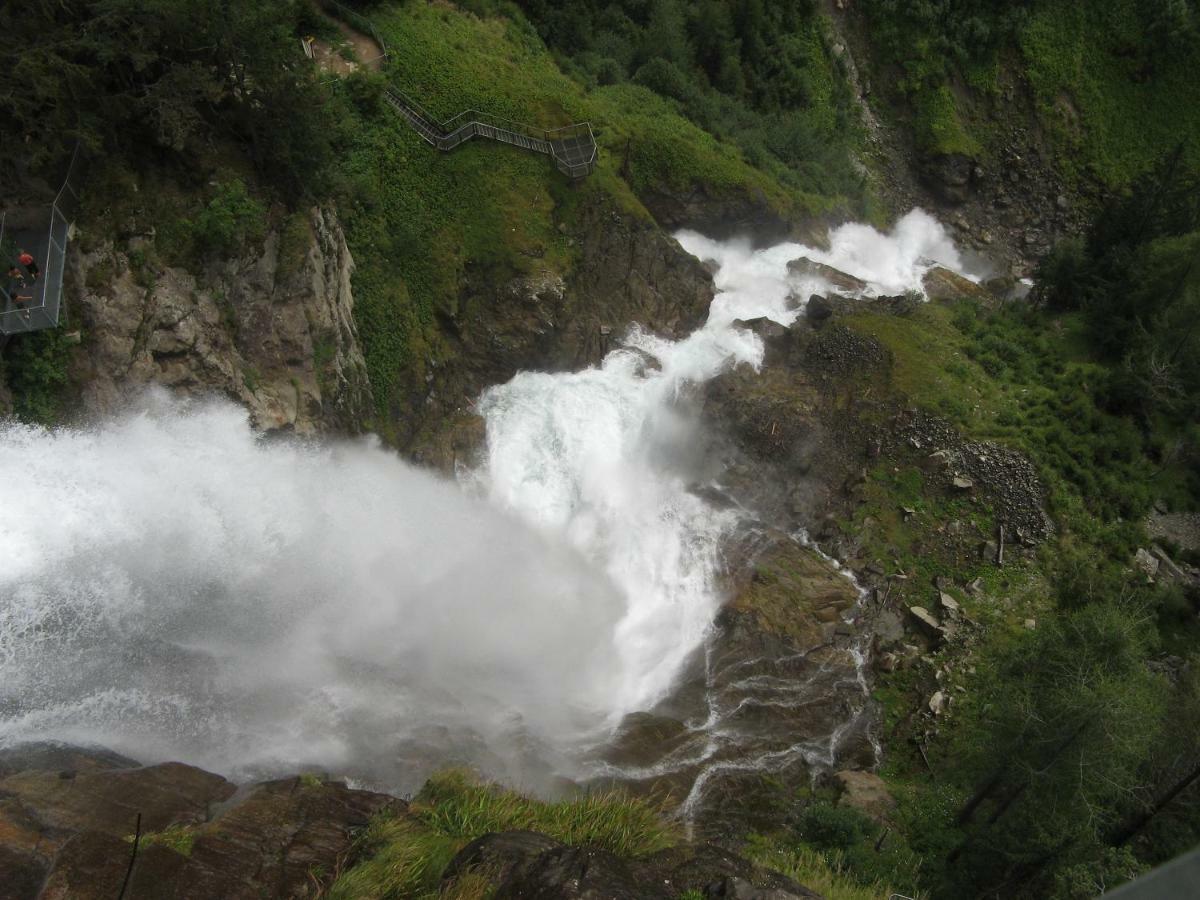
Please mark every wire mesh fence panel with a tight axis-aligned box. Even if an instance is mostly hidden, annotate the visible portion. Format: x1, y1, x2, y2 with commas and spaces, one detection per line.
0, 144, 80, 335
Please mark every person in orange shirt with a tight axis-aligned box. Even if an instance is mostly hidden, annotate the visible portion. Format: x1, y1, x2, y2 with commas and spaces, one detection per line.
18, 250, 38, 281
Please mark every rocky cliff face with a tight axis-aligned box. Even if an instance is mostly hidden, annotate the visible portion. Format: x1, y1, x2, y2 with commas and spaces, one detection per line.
400, 195, 717, 467
68, 206, 372, 434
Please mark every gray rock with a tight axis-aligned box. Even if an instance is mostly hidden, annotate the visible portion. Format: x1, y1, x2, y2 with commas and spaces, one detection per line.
705, 876, 821, 899
495, 845, 669, 899
1134, 547, 1160, 578
928, 690, 948, 715
805, 294, 835, 323
73, 207, 373, 435
787, 257, 868, 294
908, 606, 944, 642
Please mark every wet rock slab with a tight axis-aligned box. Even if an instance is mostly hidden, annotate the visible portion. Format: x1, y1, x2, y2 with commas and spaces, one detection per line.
596, 534, 877, 840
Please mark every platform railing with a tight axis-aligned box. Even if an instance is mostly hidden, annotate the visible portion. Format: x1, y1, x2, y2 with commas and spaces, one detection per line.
0, 145, 81, 335
384, 89, 597, 178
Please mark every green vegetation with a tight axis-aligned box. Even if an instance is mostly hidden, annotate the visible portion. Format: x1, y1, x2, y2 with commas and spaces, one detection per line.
1, 327, 76, 424
912, 85, 980, 157
1020, 0, 1200, 185
847, 298, 1197, 557
837, 183, 1200, 894
513, 0, 867, 205
859, 0, 1200, 183
329, 769, 677, 898
332, 0, 824, 430
744, 832, 910, 900
176, 178, 269, 261
2, 0, 337, 194
127, 823, 198, 857
1036, 149, 1200, 431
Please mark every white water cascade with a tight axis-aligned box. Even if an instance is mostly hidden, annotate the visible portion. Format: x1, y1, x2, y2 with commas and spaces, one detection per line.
0, 210, 966, 791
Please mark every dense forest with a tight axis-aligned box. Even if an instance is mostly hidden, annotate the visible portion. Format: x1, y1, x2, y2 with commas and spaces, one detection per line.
3, 1, 1199, 898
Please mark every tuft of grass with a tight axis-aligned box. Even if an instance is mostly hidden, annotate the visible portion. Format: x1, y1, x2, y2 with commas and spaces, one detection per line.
744, 834, 908, 900
127, 823, 197, 857
412, 769, 677, 858
329, 769, 678, 899
328, 814, 461, 900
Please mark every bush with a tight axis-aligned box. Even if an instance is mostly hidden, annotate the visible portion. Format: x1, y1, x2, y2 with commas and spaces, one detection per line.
3, 327, 75, 424
188, 179, 267, 257
793, 802, 873, 853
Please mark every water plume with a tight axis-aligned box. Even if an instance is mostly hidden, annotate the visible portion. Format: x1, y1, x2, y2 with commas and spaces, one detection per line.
0, 394, 630, 789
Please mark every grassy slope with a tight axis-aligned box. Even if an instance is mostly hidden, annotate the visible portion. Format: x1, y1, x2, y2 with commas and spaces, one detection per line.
336, 1, 801, 435
859, 0, 1200, 189
843, 301, 1180, 545
832, 298, 1200, 894
329, 770, 894, 899
1020, 0, 1200, 187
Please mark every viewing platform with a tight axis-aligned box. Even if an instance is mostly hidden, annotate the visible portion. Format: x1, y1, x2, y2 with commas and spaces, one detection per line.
1, 149, 80, 337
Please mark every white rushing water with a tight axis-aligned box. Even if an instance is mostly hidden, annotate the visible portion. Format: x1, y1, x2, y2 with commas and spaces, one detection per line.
0, 210, 964, 789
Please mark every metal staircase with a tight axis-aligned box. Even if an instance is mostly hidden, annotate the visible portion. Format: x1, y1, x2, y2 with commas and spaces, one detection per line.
383, 88, 597, 178
318, 0, 598, 178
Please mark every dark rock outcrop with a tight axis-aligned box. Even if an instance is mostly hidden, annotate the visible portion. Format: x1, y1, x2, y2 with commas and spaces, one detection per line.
639, 183, 795, 247
444, 830, 565, 887
919, 153, 975, 205
0, 743, 399, 899
496, 844, 669, 900
403, 195, 716, 467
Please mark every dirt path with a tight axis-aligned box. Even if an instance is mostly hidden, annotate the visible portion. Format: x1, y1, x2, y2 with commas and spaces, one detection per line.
308, 16, 384, 76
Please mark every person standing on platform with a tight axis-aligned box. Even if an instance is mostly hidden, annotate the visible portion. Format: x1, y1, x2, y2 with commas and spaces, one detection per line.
18, 249, 38, 281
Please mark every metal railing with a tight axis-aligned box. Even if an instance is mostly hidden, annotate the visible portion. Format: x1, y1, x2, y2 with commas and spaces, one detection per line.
384, 89, 597, 178
317, 1, 596, 178
0, 144, 81, 336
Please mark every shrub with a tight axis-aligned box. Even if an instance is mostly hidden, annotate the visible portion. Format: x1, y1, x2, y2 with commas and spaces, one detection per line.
793, 802, 873, 854
188, 179, 267, 257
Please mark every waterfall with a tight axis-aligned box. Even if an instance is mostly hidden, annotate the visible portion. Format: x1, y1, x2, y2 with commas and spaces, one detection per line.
0, 209, 964, 791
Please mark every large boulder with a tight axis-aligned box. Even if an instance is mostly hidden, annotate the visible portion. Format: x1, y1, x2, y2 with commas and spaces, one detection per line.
495, 844, 670, 900
921, 266, 993, 305
787, 257, 867, 294
919, 153, 974, 205
805, 294, 835, 324
443, 830, 564, 887
833, 770, 896, 823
